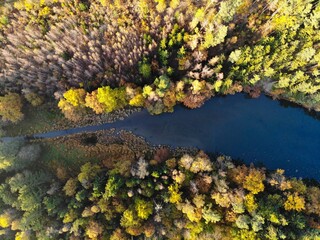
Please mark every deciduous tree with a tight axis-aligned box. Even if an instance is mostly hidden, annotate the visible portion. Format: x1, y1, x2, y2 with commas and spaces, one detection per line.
0, 93, 24, 123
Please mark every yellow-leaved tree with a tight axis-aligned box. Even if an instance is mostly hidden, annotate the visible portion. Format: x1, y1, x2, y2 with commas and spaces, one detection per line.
62, 88, 86, 107
0, 211, 12, 228
168, 183, 182, 204
85, 220, 103, 239
97, 86, 127, 113
127, 86, 145, 107
58, 89, 87, 121
244, 193, 258, 213
284, 192, 305, 212
0, 93, 24, 123
243, 168, 266, 194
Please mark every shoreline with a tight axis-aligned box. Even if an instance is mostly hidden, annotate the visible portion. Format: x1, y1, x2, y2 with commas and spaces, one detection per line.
3, 90, 320, 138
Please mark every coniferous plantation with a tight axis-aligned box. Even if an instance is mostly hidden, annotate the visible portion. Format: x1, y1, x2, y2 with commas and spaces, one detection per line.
0, 0, 320, 239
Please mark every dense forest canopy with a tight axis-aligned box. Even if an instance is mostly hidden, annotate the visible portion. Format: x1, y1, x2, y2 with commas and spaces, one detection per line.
0, 139, 319, 239
0, 0, 320, 239
0, 0, 319, 122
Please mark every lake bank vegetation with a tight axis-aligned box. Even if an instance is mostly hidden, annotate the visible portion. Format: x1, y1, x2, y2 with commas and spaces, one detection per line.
0, 0, 319, 124
0, 133, 319, 239
0, 1, 320, 238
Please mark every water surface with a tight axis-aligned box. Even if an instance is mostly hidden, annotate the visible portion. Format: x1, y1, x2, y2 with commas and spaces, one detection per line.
30, 94, 320, 179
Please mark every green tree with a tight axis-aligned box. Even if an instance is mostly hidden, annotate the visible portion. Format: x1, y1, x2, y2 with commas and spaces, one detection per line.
42, 195, 65, 217
0, 140, 40, 172
8, 170, 51, 212
78, 163, 101, 189
120, 209, 141, 228
63, 178, 78, 197
103, 174, 124, 200
0, 139, 24, 171
134, 198, 153, 220
139, 61, 152, 79
235, 215, 251, 229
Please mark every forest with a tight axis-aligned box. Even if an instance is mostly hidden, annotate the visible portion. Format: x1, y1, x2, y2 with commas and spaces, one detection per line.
0, 136, 319, 239
0, 0, 319, 122
0, 0, 320, 239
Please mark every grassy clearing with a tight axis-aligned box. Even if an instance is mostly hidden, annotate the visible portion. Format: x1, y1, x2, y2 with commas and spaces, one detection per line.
4, 102, 69, 137
37, 131, 141, 178
3, 101, 139, 137
40, 140, 100, 179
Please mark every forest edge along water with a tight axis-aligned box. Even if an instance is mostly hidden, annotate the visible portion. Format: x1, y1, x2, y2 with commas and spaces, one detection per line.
3, 93, 320, 180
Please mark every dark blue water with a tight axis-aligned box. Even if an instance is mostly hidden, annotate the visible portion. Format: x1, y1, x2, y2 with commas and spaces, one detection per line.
113, 94, 320, 180
7, 94, 319, 179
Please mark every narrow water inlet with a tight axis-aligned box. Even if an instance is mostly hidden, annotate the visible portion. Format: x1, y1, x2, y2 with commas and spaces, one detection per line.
3, 94, 320, 180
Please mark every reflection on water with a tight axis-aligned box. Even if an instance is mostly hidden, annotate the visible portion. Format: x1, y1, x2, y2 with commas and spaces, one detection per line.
276, 96, 320, 121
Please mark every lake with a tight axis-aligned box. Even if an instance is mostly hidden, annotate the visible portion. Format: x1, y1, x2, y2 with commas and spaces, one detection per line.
29, 94, 320, 180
